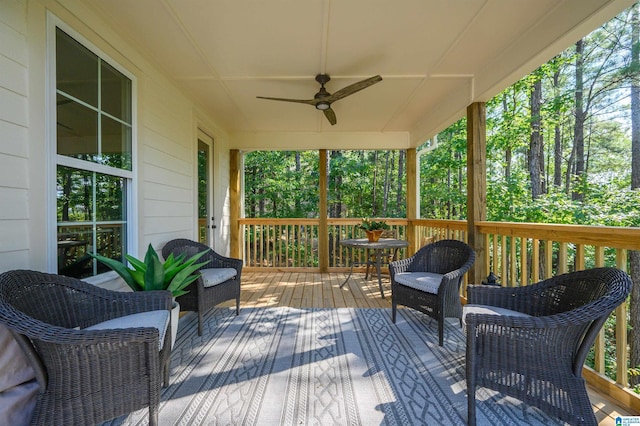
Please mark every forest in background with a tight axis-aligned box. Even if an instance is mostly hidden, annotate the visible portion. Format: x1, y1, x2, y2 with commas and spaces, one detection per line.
246, 5, 640, 225
244, 3, 640, 388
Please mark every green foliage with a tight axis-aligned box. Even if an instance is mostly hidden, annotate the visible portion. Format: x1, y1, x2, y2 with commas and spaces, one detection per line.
359, 218, 390, 231
91, 244, 209, 297
244, 151, 320, 218
244, 150, 406, 219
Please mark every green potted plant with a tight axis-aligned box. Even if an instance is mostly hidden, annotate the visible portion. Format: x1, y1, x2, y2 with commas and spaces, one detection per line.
91, 244, 209, 347
359, 218, 390, 242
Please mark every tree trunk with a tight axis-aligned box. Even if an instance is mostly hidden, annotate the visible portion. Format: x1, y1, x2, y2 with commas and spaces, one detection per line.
62, 170, 72, 221
573, 39, 586, 201
372, 151, 379, 216
565, 143, 575, 194
295, 152, 302, 215
529, 72, 544, 199
329, 150, 343, 217
382, 151, 391, 215
502, 93, 512, 181
396, 150, 405, 215
553, 63, 563, 188
447, 154, 452, 219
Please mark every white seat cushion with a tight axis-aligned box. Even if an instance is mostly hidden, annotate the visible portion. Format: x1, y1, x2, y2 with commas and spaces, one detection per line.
200, 268, 237, 288
462, 304, 531, 326
394, 272, 444, 294
86, 310, 170, 350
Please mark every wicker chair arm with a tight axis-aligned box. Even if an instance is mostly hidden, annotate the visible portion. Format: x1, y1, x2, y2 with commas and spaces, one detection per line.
466, 284, 523, 309
389, 257, 413, 277
442, 267, 467, 282
436, 272, 463, 295
469, 268, 631, 314
466, 311, 564, 330
466, 283, 560, 313
0, 307, 162, 345
0, 270, 172, 327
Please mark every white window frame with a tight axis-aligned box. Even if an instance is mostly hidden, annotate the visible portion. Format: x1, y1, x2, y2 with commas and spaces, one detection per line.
46, 13, 138, 275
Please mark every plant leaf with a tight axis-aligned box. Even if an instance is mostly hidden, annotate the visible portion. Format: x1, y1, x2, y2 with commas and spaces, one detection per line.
89, 253, 142, 292
144, 245, 165, 291
165, 250, 210, 284
126, 255, 147, 273
167, 260, 209, 295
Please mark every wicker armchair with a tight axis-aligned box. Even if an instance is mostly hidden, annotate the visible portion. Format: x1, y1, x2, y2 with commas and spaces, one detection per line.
464, 267, 632, 426
390, 239, 476, 346
0, 270, 172, 426
162, 239, 242, 335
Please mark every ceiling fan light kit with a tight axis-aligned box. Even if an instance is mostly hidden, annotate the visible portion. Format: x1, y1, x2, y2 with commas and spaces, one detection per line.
257, 74, 382, 125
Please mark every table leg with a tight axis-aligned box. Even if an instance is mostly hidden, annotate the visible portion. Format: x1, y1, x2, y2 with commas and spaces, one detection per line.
375, 249, 385, 298
340, 247, 355, 288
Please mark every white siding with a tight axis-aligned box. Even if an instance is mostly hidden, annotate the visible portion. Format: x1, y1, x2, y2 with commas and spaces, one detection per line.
0, 0, 232, 276
139, 78, 197, 251
0, 0, 29, 271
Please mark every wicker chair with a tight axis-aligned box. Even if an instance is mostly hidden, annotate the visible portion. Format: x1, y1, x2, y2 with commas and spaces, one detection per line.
162, 239, 242, 336
464, 267, 632, 426
389, 239, 476, 346
0, 269, 172, 426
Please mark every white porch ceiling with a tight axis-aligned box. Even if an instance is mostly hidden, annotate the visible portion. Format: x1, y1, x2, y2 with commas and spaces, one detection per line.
87, 0, 634, 148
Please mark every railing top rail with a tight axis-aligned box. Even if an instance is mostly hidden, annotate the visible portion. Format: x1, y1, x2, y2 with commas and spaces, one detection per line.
476, 221, 640, 250
239, 218, 319, 225
239, 218, 410, 226
411, 219, 467, 229
239, 217, 640, 250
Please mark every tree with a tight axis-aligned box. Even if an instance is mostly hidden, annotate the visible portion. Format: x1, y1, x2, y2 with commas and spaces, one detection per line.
573, 39, 586, 201
529, 68, 545, 199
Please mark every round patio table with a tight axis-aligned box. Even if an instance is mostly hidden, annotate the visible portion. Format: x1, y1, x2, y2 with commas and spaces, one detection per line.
339, 238, 409, 298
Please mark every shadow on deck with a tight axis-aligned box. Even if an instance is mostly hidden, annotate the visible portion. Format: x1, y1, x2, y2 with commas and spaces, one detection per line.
231, 270, 636, 425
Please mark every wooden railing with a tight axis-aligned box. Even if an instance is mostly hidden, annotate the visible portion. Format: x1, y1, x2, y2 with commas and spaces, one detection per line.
239, 218, 409, 269
237, 216, 640, 410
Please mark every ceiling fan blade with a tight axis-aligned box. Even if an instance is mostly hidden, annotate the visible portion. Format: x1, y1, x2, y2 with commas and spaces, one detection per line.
327, 75, 382, 103
256, 96, 316, 106
323, 107, 337, 125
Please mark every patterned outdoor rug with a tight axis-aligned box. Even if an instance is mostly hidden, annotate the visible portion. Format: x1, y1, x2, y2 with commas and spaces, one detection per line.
107, 307, 564, 425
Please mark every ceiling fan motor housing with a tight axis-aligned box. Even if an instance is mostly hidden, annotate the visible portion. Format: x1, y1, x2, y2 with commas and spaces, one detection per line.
256, 73, 382, 125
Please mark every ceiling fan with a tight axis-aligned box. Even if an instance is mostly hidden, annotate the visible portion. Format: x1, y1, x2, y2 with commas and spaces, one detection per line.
257, 74, 382, 125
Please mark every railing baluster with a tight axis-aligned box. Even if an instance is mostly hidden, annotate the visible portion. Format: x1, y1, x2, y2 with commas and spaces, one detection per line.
593, 246, 606, 374
532, 238, 540, 283
520, 237, 527, 286
576, 244, 585, 271
558, 242, 568, 274
501, 235, 508, 286
544, 240, 553, 279
617, 249, 629, 387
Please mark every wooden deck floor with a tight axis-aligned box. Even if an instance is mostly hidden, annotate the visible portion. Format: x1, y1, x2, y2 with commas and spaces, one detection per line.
227, 270, 635, 425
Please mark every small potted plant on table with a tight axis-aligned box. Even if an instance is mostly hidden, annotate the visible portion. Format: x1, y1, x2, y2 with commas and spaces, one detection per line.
360, 218, 390, 242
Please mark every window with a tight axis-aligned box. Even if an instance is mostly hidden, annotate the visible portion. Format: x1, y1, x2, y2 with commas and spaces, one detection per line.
54, 27, 134, 278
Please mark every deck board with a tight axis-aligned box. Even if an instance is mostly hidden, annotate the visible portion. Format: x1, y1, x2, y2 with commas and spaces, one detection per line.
235, 270, 634, 425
